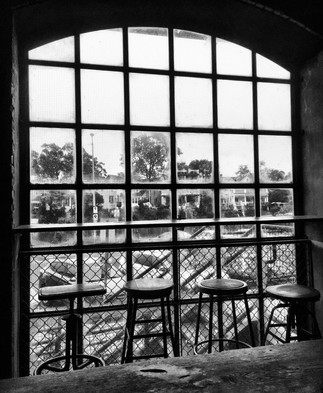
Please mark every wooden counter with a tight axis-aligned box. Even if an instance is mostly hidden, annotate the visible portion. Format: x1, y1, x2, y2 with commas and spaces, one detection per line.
1, 340, 323, 393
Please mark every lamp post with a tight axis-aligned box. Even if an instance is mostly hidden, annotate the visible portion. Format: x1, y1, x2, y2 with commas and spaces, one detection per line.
90, 133, 98, 223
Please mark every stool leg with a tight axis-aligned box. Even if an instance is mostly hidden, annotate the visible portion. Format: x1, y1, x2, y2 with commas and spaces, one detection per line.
218, 295, 224, 352
125, 297, 138, 363
243, 293, 255, 347
194, 292, 203, 350
160, 297, 168, 358
166, 295, 177, 356
286, 303, 294, 343
231, 296, 239, 348
208, 294, 214, 354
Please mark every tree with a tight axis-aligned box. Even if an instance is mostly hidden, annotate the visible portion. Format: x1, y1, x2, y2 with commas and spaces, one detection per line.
132, 134, 169, 181
82, 148, 108, 180
235, 164, 252, 182
31, 143, 107, 182
267, 169, 286, 182
189, 159, 212, 178
32, 143, 74, 181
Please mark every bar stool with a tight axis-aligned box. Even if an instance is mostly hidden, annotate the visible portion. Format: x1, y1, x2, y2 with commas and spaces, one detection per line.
35, 282, 106, 374
121, 278, 177, 363
194, 278, 255, 354
263, 283, 322, 344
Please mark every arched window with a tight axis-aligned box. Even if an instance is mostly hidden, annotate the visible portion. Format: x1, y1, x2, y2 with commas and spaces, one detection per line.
25, 28, 294, 242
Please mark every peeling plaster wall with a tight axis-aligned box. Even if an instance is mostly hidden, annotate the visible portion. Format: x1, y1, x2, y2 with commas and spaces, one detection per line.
302, 49, 323, 331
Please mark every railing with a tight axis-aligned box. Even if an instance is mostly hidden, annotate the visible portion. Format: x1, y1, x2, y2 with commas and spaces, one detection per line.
14, 217, 317, 375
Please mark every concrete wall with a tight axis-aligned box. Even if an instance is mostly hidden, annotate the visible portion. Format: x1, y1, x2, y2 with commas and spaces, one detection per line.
301, 49, 323, 330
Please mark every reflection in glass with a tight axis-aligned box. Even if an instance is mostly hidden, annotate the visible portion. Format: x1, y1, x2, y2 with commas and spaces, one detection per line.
177, 189, 214, 219
257, 83, 291, 131
28, 36, 75, 62
30, 127, 76, 184
83, 229, 126, 245
177, 226, 215, 241
80, 29, 123, 66
219, 134, 254, 183
256, 54, 290, 79
217, 80, 253, 129
220, 189, 255, 218
176, 133, 213, 183
29, 65, 75, 122
260, 188, 294, 217
30, 190, 76, 224
175, 76, 213, 128
132, 189, 171, 220
132, 227, 172, 243
128, 27, 168, 70
174, 30, 212, 73
259, 136, 292, 183
261, 223, 294, 237
220, 225, 255, 239
131, 131, 170, 183
30, 232, 77, 248
216, 38, 252, 76
129, 73, 170, 126
81, 69, 124, 124
82, 130, 125, 184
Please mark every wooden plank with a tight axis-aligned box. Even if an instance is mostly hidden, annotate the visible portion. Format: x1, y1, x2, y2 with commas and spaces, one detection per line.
1, 340, 323, 393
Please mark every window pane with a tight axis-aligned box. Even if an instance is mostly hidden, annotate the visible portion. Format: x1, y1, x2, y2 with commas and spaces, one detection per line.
128, 27, 168, 70
29, 65, 75, 122
260, 188, 294, 216
220, 189, 255, 218
257, 83, 291, 131
256, 54, 290, 79
83, 230, 126, 245
259, 136, 293, 183
177, 225, 216, 241
132, 227, 172, 243
175, 77, 213, 128
219, 134, 254, 183
30, 190, 76, 224
80, 29, 123, 66
129, 73, 170, 126
217, 80, 253, 129
176, 132, 214, 183
261, 223, 294, 237
82, 130, 125, 184
132, 189, 171, 220
30, 232, 77, 248
28, 36, 74, 62
131, 131, 170, 183
30, 127, 76, 184
216, 38, 252, 76
177, 189, 214, 219
83, 189, 125, 222
220, 224, 255, 239
81, 70, 124, 124
174, 29, 212, 73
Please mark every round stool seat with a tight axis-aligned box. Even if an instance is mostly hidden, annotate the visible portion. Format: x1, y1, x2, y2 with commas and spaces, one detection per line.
198, 278, 248, 296
266, 284, 321, 302
124, 278, 174, 299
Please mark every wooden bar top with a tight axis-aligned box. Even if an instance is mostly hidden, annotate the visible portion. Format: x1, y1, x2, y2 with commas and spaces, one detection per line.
1, 340, 323, 393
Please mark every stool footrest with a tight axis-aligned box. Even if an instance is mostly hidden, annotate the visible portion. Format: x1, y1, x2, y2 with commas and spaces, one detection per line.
133, 332, 171, 340
135, 318, 163, 324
